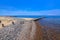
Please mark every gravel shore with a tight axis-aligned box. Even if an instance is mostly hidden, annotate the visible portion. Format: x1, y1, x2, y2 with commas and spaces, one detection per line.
0, 18, 40, 40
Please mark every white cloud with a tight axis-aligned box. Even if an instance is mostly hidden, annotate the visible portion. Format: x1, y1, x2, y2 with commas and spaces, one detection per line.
0, 9, 60, 16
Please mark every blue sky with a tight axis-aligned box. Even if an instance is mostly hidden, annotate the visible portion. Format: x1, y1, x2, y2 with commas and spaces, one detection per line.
0, 0, 60, 16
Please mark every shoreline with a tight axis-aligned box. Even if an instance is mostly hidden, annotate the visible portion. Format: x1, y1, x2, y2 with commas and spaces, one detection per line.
0, 16, 60, 40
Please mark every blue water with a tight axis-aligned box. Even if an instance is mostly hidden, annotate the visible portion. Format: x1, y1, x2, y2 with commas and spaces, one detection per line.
12, 15, 60, 18
38, 16, 60, 29
10, 15, 41, 18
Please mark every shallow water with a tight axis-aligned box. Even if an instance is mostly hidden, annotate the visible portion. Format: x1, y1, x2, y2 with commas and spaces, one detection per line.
39, 17, 60, 29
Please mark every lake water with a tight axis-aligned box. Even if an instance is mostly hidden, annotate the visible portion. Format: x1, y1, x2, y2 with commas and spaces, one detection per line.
38, 16, 60, 29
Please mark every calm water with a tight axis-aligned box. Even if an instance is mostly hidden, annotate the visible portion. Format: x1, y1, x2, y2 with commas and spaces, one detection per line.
11, 16, 60, 18
39, 16, 60, 29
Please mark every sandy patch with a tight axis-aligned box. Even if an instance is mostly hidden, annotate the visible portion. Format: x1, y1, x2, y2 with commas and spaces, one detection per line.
0, 17, 17, 28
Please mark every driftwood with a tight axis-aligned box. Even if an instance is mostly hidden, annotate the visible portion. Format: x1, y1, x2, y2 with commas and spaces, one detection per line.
2, 24, 5, 27
12, 21, 15, 25
0, 20, 1, 23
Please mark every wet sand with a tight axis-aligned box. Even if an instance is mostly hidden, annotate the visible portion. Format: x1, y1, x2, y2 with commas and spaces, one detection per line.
0, 17, 60, 40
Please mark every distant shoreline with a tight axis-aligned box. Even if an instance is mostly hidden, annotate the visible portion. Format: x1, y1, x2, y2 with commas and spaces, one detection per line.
0, 16, 60, 18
